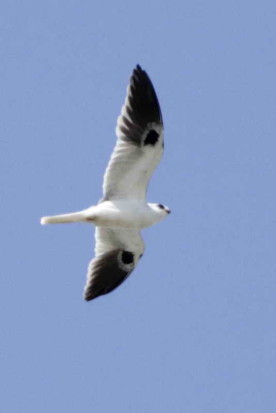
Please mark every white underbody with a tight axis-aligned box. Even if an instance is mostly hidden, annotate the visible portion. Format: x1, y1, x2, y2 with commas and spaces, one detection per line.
40, 199, 166, 229
86, 200, 163, 228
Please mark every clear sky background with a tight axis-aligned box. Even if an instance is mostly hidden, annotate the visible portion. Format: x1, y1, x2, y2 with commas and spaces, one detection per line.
1, 1, 276, 412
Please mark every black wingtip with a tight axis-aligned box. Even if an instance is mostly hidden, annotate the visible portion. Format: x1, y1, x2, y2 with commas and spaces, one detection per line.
83, 293, 95, 302
83, 287, 104, 301
126, 64, 163, 126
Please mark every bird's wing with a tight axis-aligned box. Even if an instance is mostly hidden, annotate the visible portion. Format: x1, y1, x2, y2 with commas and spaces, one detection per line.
84, 227, 144, 301
102, 65, 164, 201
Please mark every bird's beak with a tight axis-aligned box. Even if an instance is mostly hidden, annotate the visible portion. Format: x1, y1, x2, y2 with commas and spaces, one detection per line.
166, 209, 171, 214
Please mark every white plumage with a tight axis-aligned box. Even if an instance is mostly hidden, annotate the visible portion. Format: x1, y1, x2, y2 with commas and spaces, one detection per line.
41, 65, 170, 301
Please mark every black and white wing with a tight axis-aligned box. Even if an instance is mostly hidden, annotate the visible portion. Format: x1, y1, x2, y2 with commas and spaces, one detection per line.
102, 65, 164, 201
84, 227, 144, 301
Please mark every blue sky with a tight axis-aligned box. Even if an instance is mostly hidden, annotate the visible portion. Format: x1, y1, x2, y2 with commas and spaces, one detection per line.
1, 1, 276, 412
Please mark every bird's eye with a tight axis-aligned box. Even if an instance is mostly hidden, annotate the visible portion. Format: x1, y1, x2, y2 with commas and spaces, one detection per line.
158, 204, 165, 209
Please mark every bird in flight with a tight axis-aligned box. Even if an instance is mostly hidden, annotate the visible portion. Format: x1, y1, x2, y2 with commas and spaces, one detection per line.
41, 65, 170, 301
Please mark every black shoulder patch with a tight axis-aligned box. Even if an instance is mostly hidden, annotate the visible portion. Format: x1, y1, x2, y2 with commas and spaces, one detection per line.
121, 250, 134, 264
144, 129, 159, 146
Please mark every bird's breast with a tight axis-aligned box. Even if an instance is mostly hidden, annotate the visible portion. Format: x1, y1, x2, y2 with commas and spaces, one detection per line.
92, 200, 156, 229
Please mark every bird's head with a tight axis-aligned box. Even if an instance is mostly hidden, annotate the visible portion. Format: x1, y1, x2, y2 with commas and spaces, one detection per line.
149, 203, 171, 222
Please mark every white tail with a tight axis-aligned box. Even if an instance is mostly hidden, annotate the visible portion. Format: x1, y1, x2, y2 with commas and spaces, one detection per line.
40, 211, 86, 225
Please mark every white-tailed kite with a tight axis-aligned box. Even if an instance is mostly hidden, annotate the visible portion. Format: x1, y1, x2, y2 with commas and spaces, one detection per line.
41, 65, 170, 301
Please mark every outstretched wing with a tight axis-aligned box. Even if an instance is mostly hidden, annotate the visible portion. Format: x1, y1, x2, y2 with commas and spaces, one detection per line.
84, 227, 144, 301
102, 65, 164, 201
